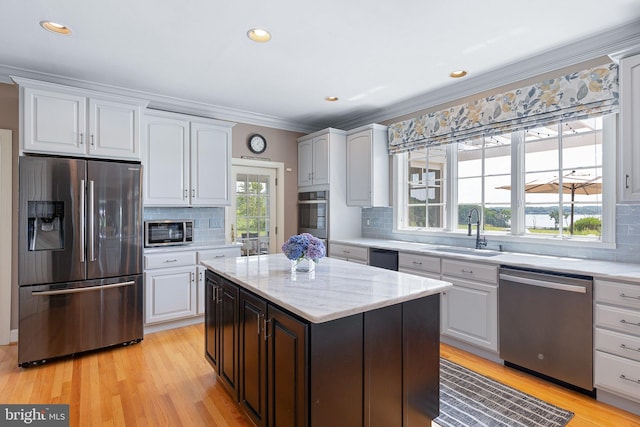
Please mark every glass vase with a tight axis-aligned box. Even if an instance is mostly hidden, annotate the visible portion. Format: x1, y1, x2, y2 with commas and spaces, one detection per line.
291, 258, 315, 272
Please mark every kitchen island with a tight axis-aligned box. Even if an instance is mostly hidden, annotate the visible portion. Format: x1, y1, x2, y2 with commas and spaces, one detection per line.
201, 254, 452, 427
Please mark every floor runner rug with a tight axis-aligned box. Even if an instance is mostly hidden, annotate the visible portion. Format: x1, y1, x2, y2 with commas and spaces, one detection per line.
435, 358, 574, 427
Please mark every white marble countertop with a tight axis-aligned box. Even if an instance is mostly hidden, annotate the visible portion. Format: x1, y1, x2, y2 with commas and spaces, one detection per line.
331, 238, 640, 283
144, 242, 242, 254
201, 254, 452, 324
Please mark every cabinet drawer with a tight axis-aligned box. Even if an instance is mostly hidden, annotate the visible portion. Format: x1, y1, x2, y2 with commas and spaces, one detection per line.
442, 259, 497, 283
595, 279, 640, 309
595, 351, 640, 402
197, 247, 241, 263
329, 243, 368, 262
595, 328, 640, 362
399, 253, 440, 275
595, 304, 640, 335
145, 251, 196, 269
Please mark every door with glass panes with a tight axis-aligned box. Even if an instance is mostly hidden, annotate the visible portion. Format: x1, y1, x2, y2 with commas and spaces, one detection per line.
231, 166, 277, 256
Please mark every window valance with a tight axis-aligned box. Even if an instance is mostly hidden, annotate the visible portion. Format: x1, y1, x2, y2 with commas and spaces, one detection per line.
388, 63, 619, 154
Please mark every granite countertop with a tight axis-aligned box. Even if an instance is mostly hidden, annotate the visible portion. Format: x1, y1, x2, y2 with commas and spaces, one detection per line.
331, 238, 640, 283
201, 254, 452, 324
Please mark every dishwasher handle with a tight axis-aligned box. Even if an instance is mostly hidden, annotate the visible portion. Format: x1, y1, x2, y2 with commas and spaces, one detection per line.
499, 273, 587, 294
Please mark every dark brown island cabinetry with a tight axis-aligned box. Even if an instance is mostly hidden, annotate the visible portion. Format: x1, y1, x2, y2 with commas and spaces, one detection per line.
205, 269, 439, 427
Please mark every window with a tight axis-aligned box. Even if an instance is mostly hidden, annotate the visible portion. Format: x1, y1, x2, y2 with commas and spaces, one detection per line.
395, 115, 612, 244
399, 146, 447, 229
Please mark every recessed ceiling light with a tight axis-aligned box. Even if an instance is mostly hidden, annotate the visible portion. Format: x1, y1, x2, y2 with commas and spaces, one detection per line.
40, 20, 72, 35
450, 70, 468, 78
247, 28, 271, 42
325, 96, 339, 102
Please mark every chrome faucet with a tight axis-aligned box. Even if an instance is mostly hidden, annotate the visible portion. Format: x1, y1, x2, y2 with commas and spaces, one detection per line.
467, 208, 487, 249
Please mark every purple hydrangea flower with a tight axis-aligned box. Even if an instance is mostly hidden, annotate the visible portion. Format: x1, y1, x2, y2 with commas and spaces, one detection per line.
281, 233, 326, 262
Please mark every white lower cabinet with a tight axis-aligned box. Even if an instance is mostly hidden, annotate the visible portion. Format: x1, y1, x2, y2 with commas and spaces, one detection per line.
594, 279, 640, 404
145, 265, 197, 324
398, 252, 440, 280
441, 259, 498, 352
144, 246, 241, 327
329, 242, 369, 264
144, 251, 197, 324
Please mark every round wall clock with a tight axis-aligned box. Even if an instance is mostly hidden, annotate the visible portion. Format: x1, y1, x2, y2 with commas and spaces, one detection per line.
248, 134, 267, 154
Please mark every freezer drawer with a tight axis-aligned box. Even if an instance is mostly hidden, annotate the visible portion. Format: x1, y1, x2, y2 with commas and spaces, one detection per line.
18, 275, 143, 366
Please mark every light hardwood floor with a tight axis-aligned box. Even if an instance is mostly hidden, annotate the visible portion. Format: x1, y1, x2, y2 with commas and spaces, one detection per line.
1, 324, 639, 426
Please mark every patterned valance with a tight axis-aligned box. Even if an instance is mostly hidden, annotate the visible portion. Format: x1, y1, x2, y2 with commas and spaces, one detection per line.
388, 63, 619, 154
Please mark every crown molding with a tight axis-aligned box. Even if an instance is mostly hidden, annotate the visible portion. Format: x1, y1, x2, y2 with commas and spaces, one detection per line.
0, 64, 318, 134
334, 19, 640, 130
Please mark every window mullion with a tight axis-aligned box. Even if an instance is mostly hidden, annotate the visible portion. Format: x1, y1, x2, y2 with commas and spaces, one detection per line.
511, 131, 525, 235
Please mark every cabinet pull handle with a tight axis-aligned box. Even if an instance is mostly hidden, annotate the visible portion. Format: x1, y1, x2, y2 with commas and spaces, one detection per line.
215, 287, 222, 304
344, 250, 350, 254
620, 319, 640, 327
620, 293, 640, 301
79, 133, 84, 145
620, 374, 640, 384
620, 344, 640, 353
190, 272, 195, 283
258, 313, 264, 336
184, 189, 188, 199
199, 271, 203, 281
192, 189, 195, 198
90, 134, 95, 146
461, 269, 474, 274
412, 261, 423, 265
263, 318, 272, 341
625, 174, 630, 189
163, 259, 178, 263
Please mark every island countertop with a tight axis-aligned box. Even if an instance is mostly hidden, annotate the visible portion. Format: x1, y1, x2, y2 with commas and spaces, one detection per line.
201, 254, 452, 323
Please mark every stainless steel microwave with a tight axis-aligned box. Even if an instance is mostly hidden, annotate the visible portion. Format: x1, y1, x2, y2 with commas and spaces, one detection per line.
145, 220, 194, 247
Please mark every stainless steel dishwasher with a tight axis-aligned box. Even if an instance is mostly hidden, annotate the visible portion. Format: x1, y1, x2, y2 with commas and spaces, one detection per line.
499, 266, 594, 394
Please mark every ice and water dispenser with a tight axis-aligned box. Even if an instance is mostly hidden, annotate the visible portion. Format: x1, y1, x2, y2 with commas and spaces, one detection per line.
27, 201, 64, 251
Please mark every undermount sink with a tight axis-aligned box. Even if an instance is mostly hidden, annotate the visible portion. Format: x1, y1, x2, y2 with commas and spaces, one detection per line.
429, 247, 501, 257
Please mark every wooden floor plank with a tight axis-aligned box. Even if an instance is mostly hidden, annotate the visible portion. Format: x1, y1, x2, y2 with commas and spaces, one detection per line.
1, 324, 638, 426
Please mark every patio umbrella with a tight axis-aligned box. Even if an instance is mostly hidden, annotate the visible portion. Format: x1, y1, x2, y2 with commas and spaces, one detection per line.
496, 171, 602, 234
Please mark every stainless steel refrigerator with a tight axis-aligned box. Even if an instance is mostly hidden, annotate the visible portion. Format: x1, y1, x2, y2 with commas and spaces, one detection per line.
18, 156, 143, 366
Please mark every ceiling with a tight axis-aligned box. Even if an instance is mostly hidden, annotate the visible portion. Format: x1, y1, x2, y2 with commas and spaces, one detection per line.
1, 1, 640, 133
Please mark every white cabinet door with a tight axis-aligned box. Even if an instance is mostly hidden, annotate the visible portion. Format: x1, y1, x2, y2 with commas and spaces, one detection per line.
190, 121, 232, 206
145, 266, 197, 324
347, 130, 372, 206
88, 98, 141, 160
441, 276, 498, 352
298, 138, 314, 187
143, 115, 190, 206
197, 265, 207, 315
312, 135, 329, 186
621, 54, 640, 201
23, 87, 87, 155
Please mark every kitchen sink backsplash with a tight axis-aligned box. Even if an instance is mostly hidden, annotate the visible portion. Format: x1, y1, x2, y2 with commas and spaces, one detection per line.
144, 207, 226, 244
362, 205, 640, 264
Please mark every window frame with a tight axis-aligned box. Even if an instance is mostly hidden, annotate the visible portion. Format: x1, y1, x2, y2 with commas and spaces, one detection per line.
393, 114, 617, 248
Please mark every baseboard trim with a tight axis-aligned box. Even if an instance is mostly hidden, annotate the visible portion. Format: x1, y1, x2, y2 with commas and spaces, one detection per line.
143, 316, 203, 335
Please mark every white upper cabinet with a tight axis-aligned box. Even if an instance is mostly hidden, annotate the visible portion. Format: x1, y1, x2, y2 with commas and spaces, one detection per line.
190, 120, 232, 205
298, 133, 329, 188
14, 77, 146, 160
143, 110, 233, 207
620, 54, 640, 202
346, 124, 389, 207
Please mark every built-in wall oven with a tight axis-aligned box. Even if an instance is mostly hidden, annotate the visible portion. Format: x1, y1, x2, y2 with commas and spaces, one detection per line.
298, 191, 328, 241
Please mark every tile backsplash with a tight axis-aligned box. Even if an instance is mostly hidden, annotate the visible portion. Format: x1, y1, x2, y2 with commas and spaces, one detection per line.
362, 204, 640, 264
143, 207, 226, 244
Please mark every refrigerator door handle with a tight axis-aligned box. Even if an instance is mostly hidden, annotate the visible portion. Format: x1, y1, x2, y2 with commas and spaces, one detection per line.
80, 179, 86, 263
32, 281, 135, 296
89, 180, 95, 262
